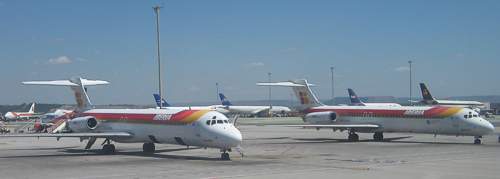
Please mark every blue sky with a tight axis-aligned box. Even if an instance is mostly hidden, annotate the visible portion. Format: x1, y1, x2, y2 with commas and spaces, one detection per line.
1, 0, 500, 105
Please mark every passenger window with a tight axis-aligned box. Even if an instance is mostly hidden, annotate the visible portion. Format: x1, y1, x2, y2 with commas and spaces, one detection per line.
217, 120, 223, 124
206, 120, 210, 125
211, 120, 216, 125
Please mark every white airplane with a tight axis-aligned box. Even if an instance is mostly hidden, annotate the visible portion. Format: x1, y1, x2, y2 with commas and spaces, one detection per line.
257, 79, 495, 144
417, 83, 484, 111
4, 102, 40, 120
215, 93, 291, 116
1, 77, 242, 160
152, 94, 229, 113
348, 88, 401, 107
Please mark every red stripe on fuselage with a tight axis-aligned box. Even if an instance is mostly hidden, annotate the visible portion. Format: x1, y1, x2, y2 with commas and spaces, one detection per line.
82, 113, 156, 121
307, 108, 407, 117
170, 110, 196, 121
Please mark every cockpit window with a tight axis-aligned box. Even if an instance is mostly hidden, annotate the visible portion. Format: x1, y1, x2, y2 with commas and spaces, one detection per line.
206, 120, 210, 125
212, 116, 217, 119
464, 115, 468, 118
468, 114, 473, 118
217, 120, 223, 124
223, 120, 228, 123
211, 120, 216, 125
473, 114, 478, 117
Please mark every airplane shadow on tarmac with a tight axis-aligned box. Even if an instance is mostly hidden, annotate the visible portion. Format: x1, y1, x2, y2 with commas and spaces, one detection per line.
0, 147, 222, 161
258, 136, 483, 145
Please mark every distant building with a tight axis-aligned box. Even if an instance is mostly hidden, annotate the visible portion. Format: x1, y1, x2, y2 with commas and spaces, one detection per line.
488, 103, 500, 114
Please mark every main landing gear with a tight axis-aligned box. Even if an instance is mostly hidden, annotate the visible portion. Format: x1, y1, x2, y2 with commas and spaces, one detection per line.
348, 131, 359, 142
373, 132, 384, 141
101, 139, 115, 154
221, 149, 231, 160
474, 136, 482, 145
143, 142, 156, 153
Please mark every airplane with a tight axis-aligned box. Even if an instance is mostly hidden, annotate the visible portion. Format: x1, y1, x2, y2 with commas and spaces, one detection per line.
4, 102, 41, 120
1, 77, 242, 160
152, 94, 229, 113
348, 88, 401, 107
417, 83, 485, 111
257, 79, 495, 144
215, 93, 291, 117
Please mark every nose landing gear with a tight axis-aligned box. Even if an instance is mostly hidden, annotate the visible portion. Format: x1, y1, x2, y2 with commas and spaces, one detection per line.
474, 136, 482, 145
221, 149, 231, 160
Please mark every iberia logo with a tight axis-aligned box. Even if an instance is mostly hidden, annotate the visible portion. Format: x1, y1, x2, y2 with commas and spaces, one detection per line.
299, 91, 310, 104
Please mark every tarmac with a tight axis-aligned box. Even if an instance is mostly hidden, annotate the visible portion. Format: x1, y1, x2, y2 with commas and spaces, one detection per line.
0, 118, 499, 179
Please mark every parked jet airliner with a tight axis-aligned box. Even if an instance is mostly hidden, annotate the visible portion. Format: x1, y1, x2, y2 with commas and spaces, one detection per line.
216, 93, 291, 116
348, 88, 401, 107
1, 77, 242, 160
258, 79, 494, 144
417, 83, 484, 112
4, 103, 40, 120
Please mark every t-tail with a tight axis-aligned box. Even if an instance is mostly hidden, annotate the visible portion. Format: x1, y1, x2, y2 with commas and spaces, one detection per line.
347, 88, 365, 106
153, 94, 170, 107
419, 83, 436, 103
22, 77, 109, 112
257, 79, 323, 110
28, 102, 36, 113
219, 93, 232, 106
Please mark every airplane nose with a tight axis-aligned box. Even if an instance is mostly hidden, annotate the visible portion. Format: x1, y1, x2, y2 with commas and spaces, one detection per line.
483, 121, 495, 134
225, 128, 242, 147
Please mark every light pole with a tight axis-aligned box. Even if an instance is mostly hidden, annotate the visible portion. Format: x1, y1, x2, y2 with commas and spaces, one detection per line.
216, 82, 219, 101
153, 5, 163, 108
408, 60, 413, 106
268, 72, 272, 116
330, 66, 334, 105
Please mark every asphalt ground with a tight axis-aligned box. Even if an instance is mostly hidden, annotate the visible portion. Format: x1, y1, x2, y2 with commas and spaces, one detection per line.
0, 118, 499, 179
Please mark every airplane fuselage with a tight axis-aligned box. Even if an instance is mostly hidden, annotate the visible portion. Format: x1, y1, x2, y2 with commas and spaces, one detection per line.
306, 105, 494, 136
78, 108, 242, 150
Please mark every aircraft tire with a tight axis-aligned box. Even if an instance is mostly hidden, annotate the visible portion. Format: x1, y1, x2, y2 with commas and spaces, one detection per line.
102, 144, 116, 154
221, 153, 230, 160
474, 138, 481, 145
143, 142, 155, 153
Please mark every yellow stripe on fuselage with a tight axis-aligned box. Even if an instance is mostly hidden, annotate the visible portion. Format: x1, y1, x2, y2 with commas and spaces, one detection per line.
181, 110, 210, 123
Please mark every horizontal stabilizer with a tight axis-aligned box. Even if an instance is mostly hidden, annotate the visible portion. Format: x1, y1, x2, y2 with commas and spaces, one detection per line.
257, 82, 306, 87
22, 79, 109, 86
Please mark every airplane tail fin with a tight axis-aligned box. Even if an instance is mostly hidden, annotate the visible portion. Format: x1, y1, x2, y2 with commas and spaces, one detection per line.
28, 102, 36, 113
257, 79, 323, 109
153, 94, 170, 107
219, 93, 232, 106
22, 77, 109, 112
419, 83, 435, 101
347, 88, 365, 106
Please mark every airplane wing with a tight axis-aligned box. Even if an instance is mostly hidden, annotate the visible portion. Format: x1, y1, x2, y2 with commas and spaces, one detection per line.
0, 132, 132, 138
281, 124, 380, 129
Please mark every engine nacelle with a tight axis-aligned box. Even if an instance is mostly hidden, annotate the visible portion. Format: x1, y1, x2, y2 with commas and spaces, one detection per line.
304, 111, 337, 124
68, 116, 98, 132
